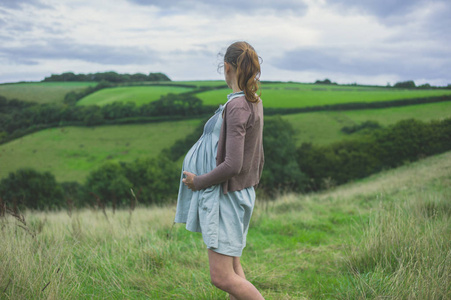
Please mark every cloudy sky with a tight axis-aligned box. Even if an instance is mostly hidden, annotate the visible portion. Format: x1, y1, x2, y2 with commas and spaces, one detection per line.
1, 0, 450, 86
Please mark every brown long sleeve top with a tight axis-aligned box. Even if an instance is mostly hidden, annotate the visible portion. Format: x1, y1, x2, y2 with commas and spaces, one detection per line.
193, 95, 264, 194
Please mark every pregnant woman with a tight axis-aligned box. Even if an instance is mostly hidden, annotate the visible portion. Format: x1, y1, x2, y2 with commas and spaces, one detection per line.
174, 41, 265, 299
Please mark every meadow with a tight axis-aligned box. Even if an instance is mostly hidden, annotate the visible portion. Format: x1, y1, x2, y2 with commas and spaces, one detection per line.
1, 100, 450, 182
0, 119, 199, 182
3, 81, 451, 109
284, 100, 451, 145
0, 82, 97, 104
77, 86, 196, 107
1, 150, 449, 299
1, 79, 450, 299
197, 82, 451, 108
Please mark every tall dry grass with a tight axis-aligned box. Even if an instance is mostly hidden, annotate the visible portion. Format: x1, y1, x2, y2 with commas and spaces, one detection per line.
339, 180, 450, 299
0, 151, 450, 299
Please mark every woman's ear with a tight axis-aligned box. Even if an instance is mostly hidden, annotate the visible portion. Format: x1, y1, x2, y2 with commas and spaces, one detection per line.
224, 62, 230, 73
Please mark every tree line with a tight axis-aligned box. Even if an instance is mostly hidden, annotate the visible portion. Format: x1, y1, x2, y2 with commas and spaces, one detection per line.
391, 80, 451, 89
43, 71, 171, 83
1, 80, 451, 210
1, 116, 450, 210
0, 92, 212, 145
0, 81, 231, 144
2, 80, 451, 145
315, 79, 451, 89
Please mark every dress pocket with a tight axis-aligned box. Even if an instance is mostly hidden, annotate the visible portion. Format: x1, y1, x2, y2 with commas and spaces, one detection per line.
198, 185, 221, 249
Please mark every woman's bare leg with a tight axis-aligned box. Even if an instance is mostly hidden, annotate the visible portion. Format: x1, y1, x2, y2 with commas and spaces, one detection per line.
233, 257, 246, 278
208, 250, 264, 300
230, 257, 246, 300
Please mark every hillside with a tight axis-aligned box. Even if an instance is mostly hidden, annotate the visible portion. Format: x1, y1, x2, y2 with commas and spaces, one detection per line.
77, 85, 196, 106
1, 150, 449, 299
0, 82, 97, 104
0, 119, 200, 182
197, 82, 451, 108
284, 100, 451, 145
1, 100, 450, 182
2, 81, 451, 108
1, 80, 450, 184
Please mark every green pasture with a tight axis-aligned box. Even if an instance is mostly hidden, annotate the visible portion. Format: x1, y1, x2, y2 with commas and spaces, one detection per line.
121, 80, 224, 87
168, 80, 224, 87
197, 82, 451, 108
2, 101, 450, 183
77, 86, 195, 106
1, 150, 449, 299
0, 82, 97, 104
4, 80, 450, 109
0, 119, 201, 183
280, 101, 451, 145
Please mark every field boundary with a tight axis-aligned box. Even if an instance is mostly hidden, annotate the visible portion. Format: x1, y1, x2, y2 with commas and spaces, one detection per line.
263, 94, 451, 115
2, 94, 451, 146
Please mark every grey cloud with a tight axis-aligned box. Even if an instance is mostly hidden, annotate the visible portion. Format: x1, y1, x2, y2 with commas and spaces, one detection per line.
127, 0, 308, 14
0, 8, 12, 15
0, 39, 161, 65
325, 0, 451, 38
325, 0, 430, 19
0, 0, 50, 9
274, 47, 451, 82
169, 48, 214, 57
0, 34, 13, 42
41, 23, 67, 35
424, 3, 451, 39
1, 18, 66, 36
5, 21, 35, 32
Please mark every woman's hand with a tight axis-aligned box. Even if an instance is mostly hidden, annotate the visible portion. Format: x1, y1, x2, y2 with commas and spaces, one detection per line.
182, 171, 197, 190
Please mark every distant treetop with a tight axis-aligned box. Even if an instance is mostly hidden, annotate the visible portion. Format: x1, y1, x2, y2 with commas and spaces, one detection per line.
393, 80, 416, 89
314, 78, 337, 85
42, 71, 171, 83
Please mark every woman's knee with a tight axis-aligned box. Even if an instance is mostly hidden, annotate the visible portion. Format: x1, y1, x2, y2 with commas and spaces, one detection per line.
210, 270, 233, 291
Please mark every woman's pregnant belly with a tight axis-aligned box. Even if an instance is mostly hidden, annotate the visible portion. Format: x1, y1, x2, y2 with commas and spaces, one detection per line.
183, 136, 217, 177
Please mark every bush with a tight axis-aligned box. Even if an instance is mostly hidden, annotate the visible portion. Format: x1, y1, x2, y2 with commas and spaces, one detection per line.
61, 181, 86, 208
314, 78, 337, 85
341, 120, 382, 134
393, 80, 416, 88
297, 118, 451, 191
0, 168, 64, 210
259, 116, 308, 195
84, 162, 133, 209
123, 155, 179, 205
84, 155, 179, 207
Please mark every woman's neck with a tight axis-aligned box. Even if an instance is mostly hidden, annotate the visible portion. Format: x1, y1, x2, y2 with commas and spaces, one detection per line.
230, 80, 241, 93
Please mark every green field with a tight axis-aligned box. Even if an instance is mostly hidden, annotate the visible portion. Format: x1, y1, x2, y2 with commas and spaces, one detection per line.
77, 86, 196, 106
168, 80, 224, 87
1, 101, 450, 182
197, 83, 451, 108
1, 150, 449, 299
3, 81, 450, 109
0, 82, 97, 103
122, 80, 224, 87
0, 119, 200, 182
1, 79, 450, 298
281, 101, 451, 145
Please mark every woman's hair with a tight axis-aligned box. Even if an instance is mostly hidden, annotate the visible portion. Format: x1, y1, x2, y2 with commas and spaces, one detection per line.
223, 41, 262, 103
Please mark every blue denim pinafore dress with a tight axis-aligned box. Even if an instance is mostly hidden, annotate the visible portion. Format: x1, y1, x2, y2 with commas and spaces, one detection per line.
174, 91, 255, 257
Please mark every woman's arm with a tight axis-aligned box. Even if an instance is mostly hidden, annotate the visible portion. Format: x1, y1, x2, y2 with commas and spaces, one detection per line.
191, 105, 250, 191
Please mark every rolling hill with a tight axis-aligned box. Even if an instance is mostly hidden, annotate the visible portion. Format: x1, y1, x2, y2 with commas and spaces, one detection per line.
1, 149, 449, 299
1, 99, 450, 182
0, 82, 97, 104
